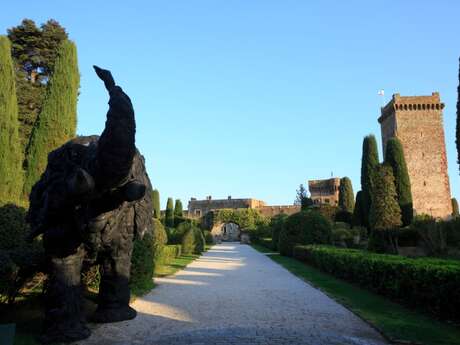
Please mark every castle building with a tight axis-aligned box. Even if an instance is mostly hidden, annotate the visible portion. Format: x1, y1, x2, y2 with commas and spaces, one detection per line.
308, 178, 341, 205
187, 196, 299, 218
378, 92, 452, 218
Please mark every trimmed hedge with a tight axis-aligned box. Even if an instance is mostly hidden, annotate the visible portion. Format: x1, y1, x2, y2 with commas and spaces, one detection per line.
279, 211, 332, 257
258, 238, 273, 249
181, 226, 205, 255
0, 204, 44, 303
156, 245, 182, 266
293, 245, 460, 321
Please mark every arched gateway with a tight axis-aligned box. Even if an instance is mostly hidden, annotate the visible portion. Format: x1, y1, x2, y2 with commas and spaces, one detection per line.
211, 222, 241, 242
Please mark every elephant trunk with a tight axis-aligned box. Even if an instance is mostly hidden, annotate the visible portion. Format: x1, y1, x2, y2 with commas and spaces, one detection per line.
92, 67, 136, 190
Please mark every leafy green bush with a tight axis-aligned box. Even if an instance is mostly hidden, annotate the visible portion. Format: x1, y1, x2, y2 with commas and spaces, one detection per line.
194, 228, 205, 254
181, 228, 196, 255
167, 222, 190, 244
411, 217, 446, 255
258, 238, 273, 249
156, 245, 182, 266
203, 230, 214, 244
0, 204, 44, 303
152, 218, 167, 264
130, 230, 155, 295
293, 245, 460, 321
331, 228, 353, 247
270, 214, 288, 250
311, 205, 338, 223
278, 211, 332, 256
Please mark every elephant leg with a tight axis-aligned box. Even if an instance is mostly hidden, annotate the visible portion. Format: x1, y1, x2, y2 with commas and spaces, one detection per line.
91, 252, 136, 323
40, 246, 90, 343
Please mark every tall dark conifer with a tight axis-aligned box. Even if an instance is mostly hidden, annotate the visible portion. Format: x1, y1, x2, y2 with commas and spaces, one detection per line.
384, 137, 413, 226
0, 36, 23, 204
360, 135, 379, 228
165, 198, 174, 227
338, 177, 354, 213
23, 40, 79, 195
457, 58, 460, 175
369, 164, 402, 231
174, 199, 183, 217
152, 189, 161, 219
352, 191, 364, 227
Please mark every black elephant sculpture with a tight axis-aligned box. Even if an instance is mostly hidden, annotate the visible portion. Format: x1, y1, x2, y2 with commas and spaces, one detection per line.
27, 66, 152, 343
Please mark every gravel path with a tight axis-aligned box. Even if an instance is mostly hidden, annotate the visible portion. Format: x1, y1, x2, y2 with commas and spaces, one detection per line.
77, 243, 388, 345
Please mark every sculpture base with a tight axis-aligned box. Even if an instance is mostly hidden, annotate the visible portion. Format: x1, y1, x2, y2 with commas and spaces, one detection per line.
39, 323, 91, 344
91, 305, 137, 323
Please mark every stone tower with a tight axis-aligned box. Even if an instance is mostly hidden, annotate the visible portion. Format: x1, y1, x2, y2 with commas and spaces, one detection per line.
378, 92, 452, 218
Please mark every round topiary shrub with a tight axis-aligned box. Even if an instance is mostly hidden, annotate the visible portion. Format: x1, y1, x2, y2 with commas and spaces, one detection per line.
152, 218, 167, 264
181, 228, 196, 255
130, 230, 155, 294
279, 211, 332, 256
194, 228, 206, 254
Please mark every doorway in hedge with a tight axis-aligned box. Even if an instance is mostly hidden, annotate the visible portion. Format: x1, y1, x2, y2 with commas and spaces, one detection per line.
221, 222, 240, 241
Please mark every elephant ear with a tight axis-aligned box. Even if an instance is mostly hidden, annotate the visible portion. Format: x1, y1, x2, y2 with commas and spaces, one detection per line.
131, 152, 153, 240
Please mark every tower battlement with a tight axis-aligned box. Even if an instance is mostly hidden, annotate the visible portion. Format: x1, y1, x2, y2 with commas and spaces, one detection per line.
378, 92, 452, 218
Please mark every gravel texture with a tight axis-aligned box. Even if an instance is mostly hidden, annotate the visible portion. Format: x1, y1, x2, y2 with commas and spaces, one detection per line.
76, 243, 388, 345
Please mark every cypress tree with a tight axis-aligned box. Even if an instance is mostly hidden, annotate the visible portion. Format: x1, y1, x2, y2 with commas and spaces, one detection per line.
360, 135, 379, 228
338, 177, 354, 213
23, 40, 79, 195
457, 58, 460, 175
452, 198, 459, 217
385, 137, 413, 226
352, 191, 364, 227
369, 164, 402, 231
0, 36, 23, 204
165, 197, 174, 227
174, 199, 183, 217
152, 189, 161, 219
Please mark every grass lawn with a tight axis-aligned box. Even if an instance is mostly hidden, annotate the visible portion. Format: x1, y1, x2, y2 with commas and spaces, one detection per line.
252, 243, 460, 345
155, 253, 201, 277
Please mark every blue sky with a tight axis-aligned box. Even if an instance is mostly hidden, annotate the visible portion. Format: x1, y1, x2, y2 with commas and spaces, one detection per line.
1, 1, 459, 208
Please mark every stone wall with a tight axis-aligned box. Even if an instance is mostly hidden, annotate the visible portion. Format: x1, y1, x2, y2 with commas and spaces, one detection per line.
188, 197, 266, 218
187, 197, 299, 219
378, 92, 452, 218
257, 205, 301, 217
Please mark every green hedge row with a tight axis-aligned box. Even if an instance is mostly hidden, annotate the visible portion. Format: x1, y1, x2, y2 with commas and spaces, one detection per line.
156, 245, 182, 266
257, 238, 273, 250
293, 245, 460, 321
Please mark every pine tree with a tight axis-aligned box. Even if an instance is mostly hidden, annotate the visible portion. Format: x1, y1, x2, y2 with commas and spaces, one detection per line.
7, 19, 68, 158
0, 36, 23, 204
360, 135, 379, 228
352, 191, 364, 227
369, 164, 402, 231
338, 177, 354, 213
23, 40, 79, 195
165, 198, 174, 227
385, 137, 413, 226
152, 189, 161, 219
452, 198, 459, 217
174, 199, 183, 217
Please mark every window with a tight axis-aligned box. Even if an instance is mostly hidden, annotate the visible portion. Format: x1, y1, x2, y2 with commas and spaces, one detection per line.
325, 198, 330, 204
195, 209, 202, 217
